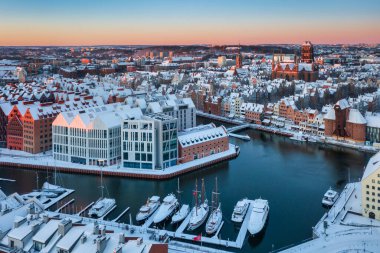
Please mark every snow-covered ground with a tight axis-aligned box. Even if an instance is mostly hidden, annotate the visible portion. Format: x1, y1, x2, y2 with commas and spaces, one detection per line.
0, 144, 237, 177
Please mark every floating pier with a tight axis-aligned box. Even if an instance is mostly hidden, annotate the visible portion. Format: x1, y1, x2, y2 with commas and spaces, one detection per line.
55, 198, 75, 213
112, 207, 130, 222
99, 205, 117, 220
77, 201, 94, 216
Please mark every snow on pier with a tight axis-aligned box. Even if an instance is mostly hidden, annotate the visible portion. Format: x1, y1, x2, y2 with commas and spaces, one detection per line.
112, 207, 130, 222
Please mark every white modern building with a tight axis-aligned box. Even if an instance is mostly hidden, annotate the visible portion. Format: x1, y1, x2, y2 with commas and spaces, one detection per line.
52, 103, 142, 166
122, 113, 177, 170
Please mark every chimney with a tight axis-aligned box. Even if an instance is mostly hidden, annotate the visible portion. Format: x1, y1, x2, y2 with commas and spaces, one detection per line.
58, 219, 72, 236
118, 233, 125, 244
93, 222, 99, 235
13, 217, 26, 229
113, 246, 122, 253
96, 236, 108, 253
80, 235, 87, 244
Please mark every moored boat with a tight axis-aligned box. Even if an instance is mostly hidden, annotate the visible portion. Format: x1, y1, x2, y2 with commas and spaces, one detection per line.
231, 198, 249, 223
322, 188, 339, 207
153, 194, 179, 224
205, 177, 222, 235
247, 198, 269, 236
188, 178, 209, 231
88, 198, 116, 218
136, 196, 160, 222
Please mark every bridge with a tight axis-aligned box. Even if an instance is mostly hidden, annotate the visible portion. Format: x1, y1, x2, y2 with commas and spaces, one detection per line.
227, 124, 250, 133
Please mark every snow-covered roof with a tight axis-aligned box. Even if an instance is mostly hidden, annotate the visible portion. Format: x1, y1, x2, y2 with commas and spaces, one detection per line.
32, 220, 59, 244
363, 152, 380, 180
347, 109, 366, 125
324, 108, 336, 120
178, 124, 227, 148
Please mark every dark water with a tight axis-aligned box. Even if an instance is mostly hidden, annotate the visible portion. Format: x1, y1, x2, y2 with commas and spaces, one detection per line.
0, 117, 371, 253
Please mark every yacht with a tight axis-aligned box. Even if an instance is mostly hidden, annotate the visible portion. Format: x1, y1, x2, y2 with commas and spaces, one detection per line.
136, 196, 160, 222
88, 161, 116, 218
171, 204, 190, 224
231, 198, 249, 223
172, 178, 190, 224
153, 194, 179, 223
205, 177, 222, 235
88, 198, 116, 218
42, 182, 66, 194
322, 188, 339, 207
247, 199, 269, 236
188, 178, 209, 231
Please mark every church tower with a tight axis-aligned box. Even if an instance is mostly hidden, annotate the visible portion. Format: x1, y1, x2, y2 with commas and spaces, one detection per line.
236, 45, 242, 69
301, 41, 314, 63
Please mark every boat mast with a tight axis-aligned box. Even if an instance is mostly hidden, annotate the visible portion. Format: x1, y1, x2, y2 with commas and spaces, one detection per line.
177, 177, 182, 204
194, 178, 199, 216
99, 160, 104, 199
201, 178, 206, 204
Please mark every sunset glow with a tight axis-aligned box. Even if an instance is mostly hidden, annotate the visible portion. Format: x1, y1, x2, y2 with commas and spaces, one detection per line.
1, 0, 379, 46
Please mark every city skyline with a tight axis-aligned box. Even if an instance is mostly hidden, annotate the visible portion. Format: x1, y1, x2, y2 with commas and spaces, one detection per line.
1, 0, 379, 46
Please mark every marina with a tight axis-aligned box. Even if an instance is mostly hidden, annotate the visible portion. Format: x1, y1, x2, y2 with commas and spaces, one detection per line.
0, 124, 370, 252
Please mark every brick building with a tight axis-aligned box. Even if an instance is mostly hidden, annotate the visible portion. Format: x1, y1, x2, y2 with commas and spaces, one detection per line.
204, 96, 222, 116
324, 99, 367, 143
178, 124, 229, 164
271, 41, 318, 82
0, 96, 104, 153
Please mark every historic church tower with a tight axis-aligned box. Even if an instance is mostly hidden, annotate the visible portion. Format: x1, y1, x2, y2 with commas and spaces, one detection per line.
301, 41, 314, 63
236, 46, 242, 69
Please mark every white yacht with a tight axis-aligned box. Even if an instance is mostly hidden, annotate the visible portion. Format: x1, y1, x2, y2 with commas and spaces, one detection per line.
231, 198, 249, 223
247, 198, 269, 236
42, 182, 66, 194
171, 204, 190, 224
188, 179, 209, 231
322, 188, 339, 207
153, 194, 179, 223
205, 177, 222, 235
136, 196, 160, 222
88, 198, 116, 218
88, 162, 116, 218
206, 204, 222, 235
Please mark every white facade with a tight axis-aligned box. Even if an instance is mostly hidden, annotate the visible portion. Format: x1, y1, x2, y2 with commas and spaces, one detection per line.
52, 103, 140, 166
122, 113, 177, 170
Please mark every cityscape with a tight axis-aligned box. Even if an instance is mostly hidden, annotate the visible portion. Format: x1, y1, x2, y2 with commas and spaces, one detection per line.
0, 0, 380, 252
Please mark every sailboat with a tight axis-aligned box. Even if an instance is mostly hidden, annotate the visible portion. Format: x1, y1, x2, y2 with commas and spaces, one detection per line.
205, 177, 222, 235
88, 161, 116, 218
188, 178, 209, 231
171, 178, 190, 224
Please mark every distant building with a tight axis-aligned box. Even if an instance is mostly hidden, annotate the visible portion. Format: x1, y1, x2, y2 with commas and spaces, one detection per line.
361, 151, 380, 220
218, 56, 226, 67
236, 50, 243, 69
365, 112, 380, 144
178, 124, 229, 164
271, 41, 318, 82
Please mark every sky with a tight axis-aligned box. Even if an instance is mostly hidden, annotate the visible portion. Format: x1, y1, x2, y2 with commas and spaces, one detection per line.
0, 0, 379, 46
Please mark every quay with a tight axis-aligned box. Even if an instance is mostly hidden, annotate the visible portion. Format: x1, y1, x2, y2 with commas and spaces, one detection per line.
0, 144, 238, 180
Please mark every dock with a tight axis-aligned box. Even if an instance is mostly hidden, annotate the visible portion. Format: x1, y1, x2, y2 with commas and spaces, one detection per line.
99, 205, 117, 220
142, 209, 160, 229
112, 207, 130, 222
77, 201, 94, 216
55, 198, 75, 212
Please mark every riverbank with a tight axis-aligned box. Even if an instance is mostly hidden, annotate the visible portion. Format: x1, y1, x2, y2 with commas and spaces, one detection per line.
197, 111, 379, 154
0, 144, 238, 180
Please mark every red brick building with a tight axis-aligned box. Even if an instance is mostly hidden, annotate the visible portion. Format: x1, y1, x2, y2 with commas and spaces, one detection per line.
324, 99, 367, 143
0, 96, 104, 153
204, 96, 222, 116
271, 41, 318, 82
178, 124, 229, 164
